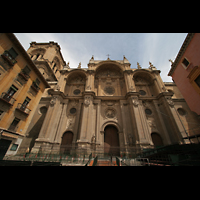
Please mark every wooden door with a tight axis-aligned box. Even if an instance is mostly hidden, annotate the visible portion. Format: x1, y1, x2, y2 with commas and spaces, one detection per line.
60, 131, 73, 154
104, 125, 120, 156
151, 132, 163, 147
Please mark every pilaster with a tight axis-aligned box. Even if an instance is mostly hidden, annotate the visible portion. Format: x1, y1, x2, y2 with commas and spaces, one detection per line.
77, 92, 95, 148
124, 70, 136, 92
54, 99, 69, 143
31, 95, 63, 153
128, 94, 151, 147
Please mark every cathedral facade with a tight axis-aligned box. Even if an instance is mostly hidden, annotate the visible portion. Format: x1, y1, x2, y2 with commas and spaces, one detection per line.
19, 42, 200, 156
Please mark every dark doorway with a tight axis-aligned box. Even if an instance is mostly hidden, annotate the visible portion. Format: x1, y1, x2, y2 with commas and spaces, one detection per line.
104, 125, 120, 156
151, 132, 164, 147
0, 139, 12, 160
60, 131, 73, 154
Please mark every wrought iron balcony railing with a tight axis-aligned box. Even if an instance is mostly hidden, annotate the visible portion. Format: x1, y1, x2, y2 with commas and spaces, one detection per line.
1, 51, 17, 66
0, 92, 16, 106
18, 70, 30, 81
16, 103, 31, 115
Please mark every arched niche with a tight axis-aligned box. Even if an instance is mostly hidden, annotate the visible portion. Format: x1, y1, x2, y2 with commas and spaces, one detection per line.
95, 63, 124, 96
133, 70, 159, 96
64, 70, 87, 96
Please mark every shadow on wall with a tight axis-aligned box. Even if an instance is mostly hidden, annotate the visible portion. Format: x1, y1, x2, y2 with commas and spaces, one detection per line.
19, 106, 48, 153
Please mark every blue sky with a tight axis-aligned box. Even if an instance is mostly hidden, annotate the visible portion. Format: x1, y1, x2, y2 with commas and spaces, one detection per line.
14, 33, 187, 82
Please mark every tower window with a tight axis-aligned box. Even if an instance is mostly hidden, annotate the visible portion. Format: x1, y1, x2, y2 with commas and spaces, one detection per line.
52, 63, 57, 71
35, 54, 40, 60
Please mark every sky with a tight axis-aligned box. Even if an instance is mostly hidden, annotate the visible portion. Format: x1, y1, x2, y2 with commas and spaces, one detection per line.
14, 33, 187, 82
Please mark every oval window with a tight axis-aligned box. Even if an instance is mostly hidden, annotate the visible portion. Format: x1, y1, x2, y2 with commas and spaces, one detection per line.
70, 108, 77, 114
145, 109, 152, 115
139, 90, 146, 95
73, 89, 81, 95
177, 108, 186, 116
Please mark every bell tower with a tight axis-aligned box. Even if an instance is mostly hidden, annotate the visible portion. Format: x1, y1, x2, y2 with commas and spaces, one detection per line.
27, 41, 66, 82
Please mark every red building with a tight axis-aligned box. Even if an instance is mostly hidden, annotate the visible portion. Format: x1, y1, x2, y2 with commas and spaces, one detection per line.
168, 33, 200, 116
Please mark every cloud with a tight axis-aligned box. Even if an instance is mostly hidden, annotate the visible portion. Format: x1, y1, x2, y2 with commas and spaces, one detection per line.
14, 33, 187, 81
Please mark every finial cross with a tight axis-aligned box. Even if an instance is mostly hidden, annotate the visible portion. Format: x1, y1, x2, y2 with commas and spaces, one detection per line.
106, 54, 110, 59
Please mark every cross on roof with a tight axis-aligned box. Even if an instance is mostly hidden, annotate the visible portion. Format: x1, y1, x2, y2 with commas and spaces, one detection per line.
106, 54, 110, 59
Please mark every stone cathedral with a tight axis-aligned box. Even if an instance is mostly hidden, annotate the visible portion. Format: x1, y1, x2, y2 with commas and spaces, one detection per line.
19, 41, 200, 156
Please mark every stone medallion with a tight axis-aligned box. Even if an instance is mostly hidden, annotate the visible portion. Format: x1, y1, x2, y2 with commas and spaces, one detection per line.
105, 108, 116, 119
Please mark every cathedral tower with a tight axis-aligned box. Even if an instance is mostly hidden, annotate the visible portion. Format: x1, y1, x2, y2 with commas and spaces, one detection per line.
27, 42, 66, 82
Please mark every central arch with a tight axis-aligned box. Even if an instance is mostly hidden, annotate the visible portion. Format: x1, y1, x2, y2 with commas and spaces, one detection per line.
104, 125, 120, 156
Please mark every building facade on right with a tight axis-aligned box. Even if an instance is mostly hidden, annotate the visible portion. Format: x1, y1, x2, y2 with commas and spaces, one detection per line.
168, 33, 200, 116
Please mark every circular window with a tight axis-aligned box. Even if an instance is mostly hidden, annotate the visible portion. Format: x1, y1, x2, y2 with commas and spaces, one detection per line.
177, 108, 186, 116
73, 89, 81, 95
139, 90, 146, 95
70, 108, 76, 114
40, 106, 47, 114
145, 109, 152, 115
104, 86, 115, 95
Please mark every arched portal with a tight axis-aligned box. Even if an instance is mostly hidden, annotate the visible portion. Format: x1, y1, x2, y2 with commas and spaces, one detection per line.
104, 125, 120, 156
60, 131, 73, 154
151, 132, 163, 147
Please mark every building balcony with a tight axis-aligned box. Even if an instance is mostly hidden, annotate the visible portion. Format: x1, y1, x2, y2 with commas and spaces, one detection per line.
18, 70, 30, 81
0, 92, 16, 106
15, 103, 31, 115
1, 51, 17, 67
31, 82, 40, 93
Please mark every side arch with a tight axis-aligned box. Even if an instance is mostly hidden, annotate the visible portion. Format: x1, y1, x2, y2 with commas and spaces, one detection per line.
64, 70, 87, 96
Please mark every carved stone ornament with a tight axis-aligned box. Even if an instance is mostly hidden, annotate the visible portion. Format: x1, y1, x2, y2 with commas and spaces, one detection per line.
129, 85, 135, 92
66, 116, 74, 129
91, 135, 96, 143
54, 84, 60, 91
132, 97, 139, 107
84, 96, 91, 107
50, 96, 57, 106
167, 99, 174, 107
105, 108, 116, 119
86, 85, 91, 91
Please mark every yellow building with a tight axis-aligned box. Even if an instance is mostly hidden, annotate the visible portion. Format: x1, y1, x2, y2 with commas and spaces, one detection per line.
0, 33, 50, 159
